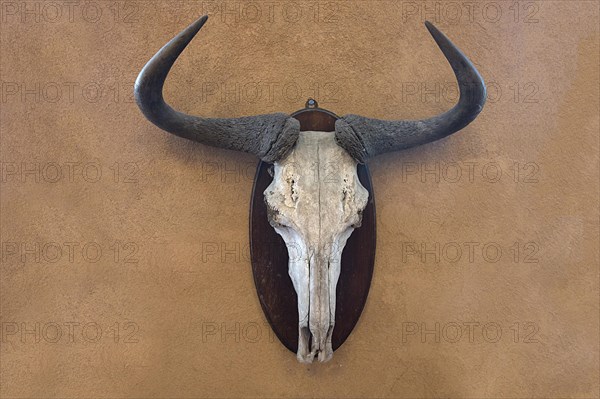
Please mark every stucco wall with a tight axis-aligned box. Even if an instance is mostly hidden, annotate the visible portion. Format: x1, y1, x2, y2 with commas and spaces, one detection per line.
1, 1, 598, 397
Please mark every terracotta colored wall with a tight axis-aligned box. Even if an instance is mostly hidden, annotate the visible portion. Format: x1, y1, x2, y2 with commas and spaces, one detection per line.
1, 1, 598, 397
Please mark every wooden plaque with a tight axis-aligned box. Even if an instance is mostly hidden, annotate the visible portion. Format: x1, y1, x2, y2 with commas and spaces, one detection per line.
249, 101, 376, 353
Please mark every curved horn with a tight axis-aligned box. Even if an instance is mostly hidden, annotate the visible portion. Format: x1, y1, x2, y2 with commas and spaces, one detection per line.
134, 15, 299, 162
335, 21, 486, 163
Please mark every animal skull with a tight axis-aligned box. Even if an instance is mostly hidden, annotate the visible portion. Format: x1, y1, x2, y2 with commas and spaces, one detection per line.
134, 14, 486, 363
264, 131, 369, 362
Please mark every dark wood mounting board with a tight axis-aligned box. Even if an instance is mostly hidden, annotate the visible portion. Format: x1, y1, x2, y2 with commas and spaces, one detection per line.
249, 104, 376, 353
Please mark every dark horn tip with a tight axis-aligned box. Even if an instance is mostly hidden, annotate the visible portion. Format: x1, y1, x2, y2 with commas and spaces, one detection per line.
423, 20, 451, 50
185, 14, 209, 36
196, 14, 209, 25
424, 20, 438, 35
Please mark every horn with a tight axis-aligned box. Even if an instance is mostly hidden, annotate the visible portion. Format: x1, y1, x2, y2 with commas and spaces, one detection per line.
334, 21, 487, 163
134, 15, 299, 163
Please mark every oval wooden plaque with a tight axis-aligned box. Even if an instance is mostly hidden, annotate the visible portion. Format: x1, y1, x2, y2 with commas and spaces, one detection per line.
249, 102, 376, 354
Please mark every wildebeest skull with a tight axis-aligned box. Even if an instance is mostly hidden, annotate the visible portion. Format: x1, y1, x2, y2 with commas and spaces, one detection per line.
264, 131, 369, 362
135, 15, 486, 363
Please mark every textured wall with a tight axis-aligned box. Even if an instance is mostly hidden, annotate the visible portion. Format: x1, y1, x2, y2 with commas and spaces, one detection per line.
1, 1, 598, 397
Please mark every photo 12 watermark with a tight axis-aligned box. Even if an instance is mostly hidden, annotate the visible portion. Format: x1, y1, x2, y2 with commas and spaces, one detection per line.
400, 321, 541, 344
198, 1, 346, 25
1, 321, 140, 344
0, 1, 140, 24
399, 81, 541, 105
1, 81, 135, 104
396, 161, 540, 184
0, 161, 139, 184
1, 240, 140, 265
399, 1, 541, 25
398, 241, 540, 264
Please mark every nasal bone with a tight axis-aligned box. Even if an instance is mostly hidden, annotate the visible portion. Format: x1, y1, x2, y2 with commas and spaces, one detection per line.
308, 248, 333, 359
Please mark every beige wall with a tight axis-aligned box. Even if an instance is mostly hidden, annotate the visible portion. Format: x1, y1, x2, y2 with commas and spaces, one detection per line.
1, 1, 598, 397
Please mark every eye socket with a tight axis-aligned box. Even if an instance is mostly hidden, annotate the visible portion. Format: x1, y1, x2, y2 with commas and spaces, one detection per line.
265, 198, 295, 229
266, 203, 283, 226
286, 176, 299, 203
